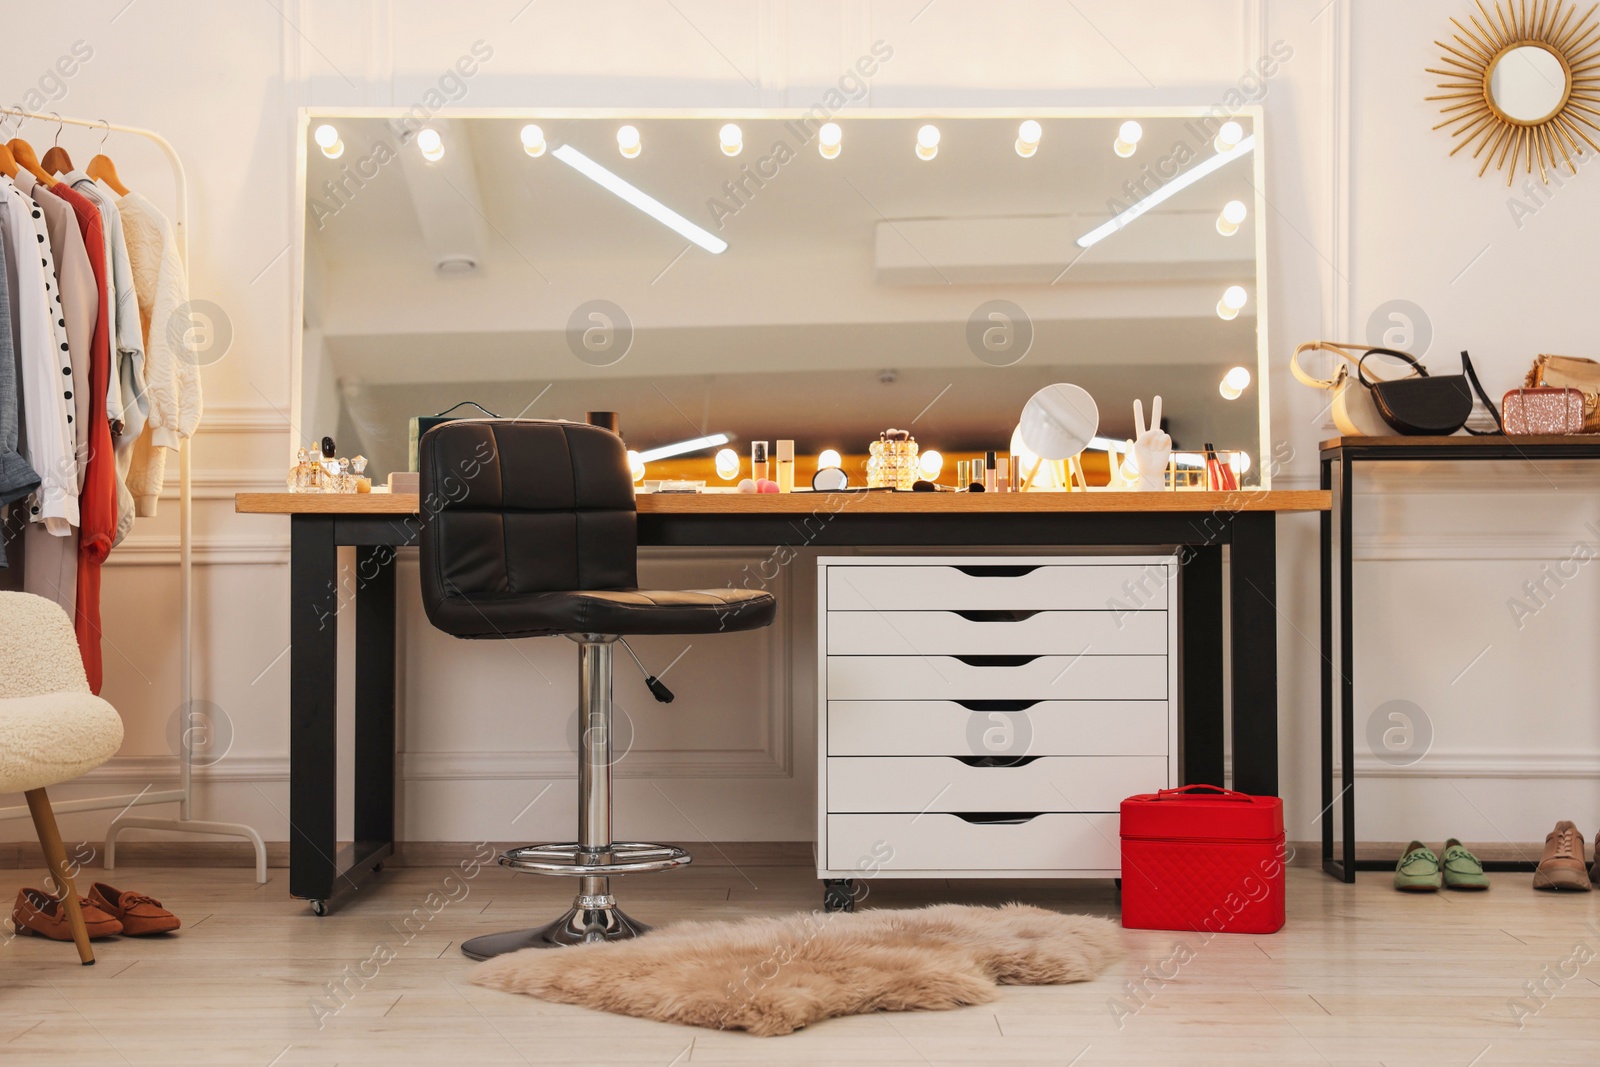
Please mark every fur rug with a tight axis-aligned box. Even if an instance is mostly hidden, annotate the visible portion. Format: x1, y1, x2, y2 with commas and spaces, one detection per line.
469, 903, 1122, 1036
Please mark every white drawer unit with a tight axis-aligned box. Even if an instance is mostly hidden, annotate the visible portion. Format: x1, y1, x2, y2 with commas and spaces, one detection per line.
816, 555, 1179, 908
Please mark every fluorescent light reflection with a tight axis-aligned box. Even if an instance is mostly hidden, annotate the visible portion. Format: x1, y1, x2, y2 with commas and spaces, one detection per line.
1076, 134, 1256, 249
552, 144, 728, 254
637, 433, 732, 463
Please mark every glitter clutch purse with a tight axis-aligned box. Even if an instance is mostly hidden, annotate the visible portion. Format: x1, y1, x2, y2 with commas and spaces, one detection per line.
1501, 387, 1586, 435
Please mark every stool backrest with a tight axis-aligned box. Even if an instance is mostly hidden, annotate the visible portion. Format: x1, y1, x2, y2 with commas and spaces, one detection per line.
0, 591, 90, 698
418, 420, 638, 628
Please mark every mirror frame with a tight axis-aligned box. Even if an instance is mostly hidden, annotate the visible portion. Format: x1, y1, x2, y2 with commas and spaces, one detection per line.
291, 105, 1271, 487
1430, 0, 1599, 185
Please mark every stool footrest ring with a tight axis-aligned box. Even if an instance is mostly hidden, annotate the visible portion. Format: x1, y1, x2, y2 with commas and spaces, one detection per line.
500, 841, 691, 875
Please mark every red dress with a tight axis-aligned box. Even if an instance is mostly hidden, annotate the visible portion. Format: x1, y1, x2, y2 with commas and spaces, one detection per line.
42, 181, 115, 693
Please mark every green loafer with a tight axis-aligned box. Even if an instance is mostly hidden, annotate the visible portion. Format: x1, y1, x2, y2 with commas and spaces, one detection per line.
1441, 838, 1490, 890
1394, 840, 1443, 891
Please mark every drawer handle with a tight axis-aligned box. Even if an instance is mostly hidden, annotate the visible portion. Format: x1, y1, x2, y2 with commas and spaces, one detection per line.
952, 654, 1039, 667
951, 755, 1042, 768
951, 610, 1041, 623
951, 812, 1041, 825
953, 565, 1040, 578
954, 699, 1040, 712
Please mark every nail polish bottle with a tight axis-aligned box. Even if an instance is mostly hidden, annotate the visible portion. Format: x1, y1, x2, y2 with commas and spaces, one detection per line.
775, 440, 795, 493
751, 441, 769, 483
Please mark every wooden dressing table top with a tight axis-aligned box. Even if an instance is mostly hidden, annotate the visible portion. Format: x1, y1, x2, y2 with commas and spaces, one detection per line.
236, 489, 1329, 515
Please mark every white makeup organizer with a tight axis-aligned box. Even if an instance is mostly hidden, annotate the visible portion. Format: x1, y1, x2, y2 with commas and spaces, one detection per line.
0, 107, 267, 883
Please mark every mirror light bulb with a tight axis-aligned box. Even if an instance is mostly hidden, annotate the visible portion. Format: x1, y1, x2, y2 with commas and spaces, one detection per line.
1239, 450, 1252, 474
719, 123, 742, 156
627, 450, 646, 483
1114, 120, 1143, 157
714, 447, 740, 480
918, 450, 944, 479
1216, 199, 1248, 235
1219, 365, 1252, 400
818, 448, 842, 470
417, 127, 444, 161
314, 123, 339, 148
1214, 120, 1244, 153
818, 121, 842, 159
916, 124, 940, 161
520, 124, 546, 157
1216, 284, 1249, 320
617, 125, 641, 158
1016, 119, 1041, 158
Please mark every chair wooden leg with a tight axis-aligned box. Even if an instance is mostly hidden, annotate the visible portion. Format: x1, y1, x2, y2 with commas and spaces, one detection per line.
24, 788, 94, 965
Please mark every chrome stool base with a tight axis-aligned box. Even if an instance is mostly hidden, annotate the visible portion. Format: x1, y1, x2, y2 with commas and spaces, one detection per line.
501, 842, 691, 876
460, 898, 653, 959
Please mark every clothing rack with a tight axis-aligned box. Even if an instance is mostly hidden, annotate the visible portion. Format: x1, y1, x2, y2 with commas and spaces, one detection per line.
0, 107, 267, 883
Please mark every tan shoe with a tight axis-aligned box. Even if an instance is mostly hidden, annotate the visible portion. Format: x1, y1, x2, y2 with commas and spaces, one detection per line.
10, 887, 123, 941
86, 883, 181, 936
1533, 821, 1592, 892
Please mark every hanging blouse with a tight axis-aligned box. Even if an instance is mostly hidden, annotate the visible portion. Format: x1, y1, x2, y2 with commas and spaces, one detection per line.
119, 191, 200, 516
0, 176, 77, 531
18, 169, 95, 487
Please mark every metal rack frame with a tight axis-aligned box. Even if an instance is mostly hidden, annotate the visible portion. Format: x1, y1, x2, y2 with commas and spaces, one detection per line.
0, 106, 267, 883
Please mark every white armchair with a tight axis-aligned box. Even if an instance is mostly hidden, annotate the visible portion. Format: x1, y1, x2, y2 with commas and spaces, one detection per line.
0, 591, 124, 963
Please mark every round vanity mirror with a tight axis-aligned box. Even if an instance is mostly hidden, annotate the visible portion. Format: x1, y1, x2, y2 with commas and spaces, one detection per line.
1018, 384, 1099, 460
812, 467, 848, 492
1488, 44, 1569, 124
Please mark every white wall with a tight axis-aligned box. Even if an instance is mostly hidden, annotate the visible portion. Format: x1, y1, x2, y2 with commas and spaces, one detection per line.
12, 0, 1600, 854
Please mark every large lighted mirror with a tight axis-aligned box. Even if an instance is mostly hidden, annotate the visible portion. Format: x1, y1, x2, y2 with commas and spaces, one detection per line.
294, 108, 1269, 487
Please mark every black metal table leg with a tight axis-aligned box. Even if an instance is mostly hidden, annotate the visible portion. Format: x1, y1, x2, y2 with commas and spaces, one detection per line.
1180, 544, 1225, 787
1320, 457, 1348, 880
354, 546, 398, 861
1228, 511, 1279, 797
1338, 456, 1357, 880
289, 516, 340, 903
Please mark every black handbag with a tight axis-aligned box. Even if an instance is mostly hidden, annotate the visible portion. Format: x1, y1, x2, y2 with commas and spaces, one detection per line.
1358, 348, 1502, 436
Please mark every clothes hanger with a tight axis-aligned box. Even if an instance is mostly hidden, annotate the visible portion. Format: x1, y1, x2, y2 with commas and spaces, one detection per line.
39, 113, 73, 177
8, 124, 56, 187
0, 141, 17, 179
86, 121, 128, 196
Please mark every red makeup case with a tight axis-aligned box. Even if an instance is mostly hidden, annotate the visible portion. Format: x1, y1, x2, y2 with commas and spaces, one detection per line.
1119, 785, 1287, 934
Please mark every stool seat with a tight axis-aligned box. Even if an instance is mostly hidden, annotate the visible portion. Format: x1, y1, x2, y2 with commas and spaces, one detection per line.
427, 586, 775, 640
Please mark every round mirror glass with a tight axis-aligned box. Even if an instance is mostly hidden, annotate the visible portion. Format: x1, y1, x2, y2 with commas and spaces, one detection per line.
1018, 384, 1099, 460
812, 467, 848, 491
1489, 44, 1568, 123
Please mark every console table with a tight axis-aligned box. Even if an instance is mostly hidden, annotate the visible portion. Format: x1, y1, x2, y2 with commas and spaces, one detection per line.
1320, 435, 1600, 881
237, 488, 1328, 914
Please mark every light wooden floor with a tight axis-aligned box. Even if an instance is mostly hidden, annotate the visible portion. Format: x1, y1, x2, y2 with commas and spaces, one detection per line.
3, 858, 1599, 1066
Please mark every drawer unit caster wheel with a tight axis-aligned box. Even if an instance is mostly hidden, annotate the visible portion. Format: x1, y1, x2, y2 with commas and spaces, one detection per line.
309, 899, 328, 917
372, 862, 384, 874
822, 879, 855, 913
1114, 878, 1122, 890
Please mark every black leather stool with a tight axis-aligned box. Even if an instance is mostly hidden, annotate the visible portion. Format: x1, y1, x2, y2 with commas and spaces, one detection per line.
417, 419, 776, 959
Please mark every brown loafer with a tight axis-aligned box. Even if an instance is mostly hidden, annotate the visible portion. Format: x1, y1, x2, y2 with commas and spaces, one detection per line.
10, 887, 123, 940
1533, 821, 1592, 892
86, 883, 181, 936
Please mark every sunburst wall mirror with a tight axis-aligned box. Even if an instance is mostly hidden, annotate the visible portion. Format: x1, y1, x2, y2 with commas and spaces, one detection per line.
1431, 0, 1600, 184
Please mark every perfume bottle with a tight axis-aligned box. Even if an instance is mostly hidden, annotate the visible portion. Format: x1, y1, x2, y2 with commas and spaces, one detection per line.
775, 440, 794, 493
288, 447, 315, 492
751, 441, 770, 483
351, 455, 370, 493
